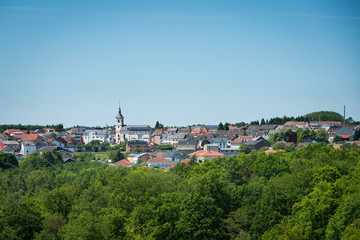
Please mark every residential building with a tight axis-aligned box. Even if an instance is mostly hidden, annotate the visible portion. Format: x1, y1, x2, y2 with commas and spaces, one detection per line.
115, 159, 134, 168
126, 140, 149, 152
147, 156, 173, 169
209, 138, 229, 148
83, 129, 113, 144
0, 145, 15, 154
127, 153, 150, 164
161, 150, 187, 162
188, 150, 224, 161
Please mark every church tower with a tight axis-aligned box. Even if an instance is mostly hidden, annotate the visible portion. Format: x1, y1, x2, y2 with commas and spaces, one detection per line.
115, 106, 124, 144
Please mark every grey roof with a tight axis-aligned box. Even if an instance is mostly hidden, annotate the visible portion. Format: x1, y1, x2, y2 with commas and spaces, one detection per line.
162, 150, 187, 161
121, 125, 151, 132
127, 140, 148, 145
178, 139, 197, 145
1, 140, 20, 145
337, 127, 355, 136
204, 125, 218, 130
210, 138, 229, 143
84, 129, 108, 135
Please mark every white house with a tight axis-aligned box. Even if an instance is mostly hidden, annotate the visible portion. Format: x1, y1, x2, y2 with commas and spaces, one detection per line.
83, 129, 113, 144
20, 142, 37, 157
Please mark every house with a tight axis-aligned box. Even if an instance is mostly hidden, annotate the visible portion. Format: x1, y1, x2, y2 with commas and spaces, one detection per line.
204, 144, 220, 152
147, 156, 173, 169
20, 142, 37, 156
58, 149, 72, 158
0, 145, 15, 154
188, 150, 224, 161
209, 138, 229, 149
51, 138, 67, 148
3, 129, 25, 137
115, 159, 134, 168
161, 133, 186, 145
176, 139, 198, 154
83, 129, 113, 144
0, 140, 20, 152
246, 139, 271, 150
126, 140, 149, 152
220, 147, 239, 156
21, 134, 42, 144
336, 127, 355, 141
66, 128, 86, 143
127, 153, 150, 164
161, 150, 187, 162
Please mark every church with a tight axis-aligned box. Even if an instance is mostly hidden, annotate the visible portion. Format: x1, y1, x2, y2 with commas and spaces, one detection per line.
115, 107, 152, 144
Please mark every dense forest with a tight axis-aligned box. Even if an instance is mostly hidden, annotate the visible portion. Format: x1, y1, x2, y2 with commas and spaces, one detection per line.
1, 144, 360, 239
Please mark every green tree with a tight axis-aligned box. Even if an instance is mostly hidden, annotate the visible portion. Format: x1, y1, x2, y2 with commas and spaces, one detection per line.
239, 144, 252, 154
224, 122, 229, 131
49, 132, 57, 139
218, 122, 224, 131
261, 118, 265, 125
0, 152, 18, 170
316, 128, 329, 142
353, 129, 360, 141
333, 135, 343, 143
109, 150, 125, 162
176, 192, 225, 239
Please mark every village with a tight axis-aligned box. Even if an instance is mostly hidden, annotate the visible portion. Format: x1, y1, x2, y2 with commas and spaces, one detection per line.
1, 107, 359, 170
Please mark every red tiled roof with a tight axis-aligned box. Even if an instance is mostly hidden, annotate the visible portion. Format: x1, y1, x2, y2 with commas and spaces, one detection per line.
228, 125, 238, 130
338, 135, 352, 139
0, 145, 9, 151
275, 142, 294, 147
189, 130, 201, 135
236, 136, 254, 143
148, 156, 172, 162
188, 150, 224, 157
21, 134, 40, 141
114, 159, 134, 167
285, 122, 306, 126
181, 159, 191, 164
265, 149, 285, 154
296, 142, 309, 148
3, 129, 22, 134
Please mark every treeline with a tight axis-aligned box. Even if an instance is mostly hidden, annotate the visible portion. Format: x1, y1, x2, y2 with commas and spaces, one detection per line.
268, 128, 329, 144
256, 111, 344, 126
1, 144, 360, 239
0, 124, 64, 133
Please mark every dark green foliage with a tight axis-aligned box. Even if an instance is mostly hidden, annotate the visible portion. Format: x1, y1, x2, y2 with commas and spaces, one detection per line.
108, 150, 124, 162
0, 144, 359, 239
304, 111, 343, 122
155, 121, 164, 129
218, 122, 224, 130
239, 144, 252, 154
22, 151, 63, 170
0, 152, 18, 170
0, 124, 64, 133
353, 129, 360, 140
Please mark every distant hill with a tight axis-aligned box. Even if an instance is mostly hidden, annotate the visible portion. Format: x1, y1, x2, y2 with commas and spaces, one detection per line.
303, 111, 343, 122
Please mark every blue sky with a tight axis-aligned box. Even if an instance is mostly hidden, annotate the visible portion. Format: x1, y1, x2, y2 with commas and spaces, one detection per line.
1, 0, 359, 127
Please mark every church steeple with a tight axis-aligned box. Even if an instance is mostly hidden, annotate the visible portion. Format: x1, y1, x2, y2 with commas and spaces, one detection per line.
116, 105, 124, 127
115, 104, 124, 144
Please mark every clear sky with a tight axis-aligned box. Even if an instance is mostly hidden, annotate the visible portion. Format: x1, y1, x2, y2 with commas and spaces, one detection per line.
1, 0, 359, 127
